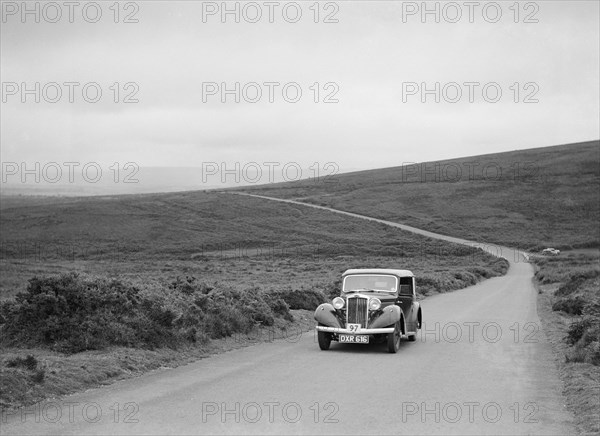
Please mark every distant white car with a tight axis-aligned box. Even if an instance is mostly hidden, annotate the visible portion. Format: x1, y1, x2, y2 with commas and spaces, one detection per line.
541, 248, 560, 255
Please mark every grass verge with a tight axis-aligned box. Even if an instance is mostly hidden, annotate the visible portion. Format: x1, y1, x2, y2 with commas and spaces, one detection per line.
532, 250, 600, 435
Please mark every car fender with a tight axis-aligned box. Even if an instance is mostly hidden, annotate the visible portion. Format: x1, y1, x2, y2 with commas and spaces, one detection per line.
413, 301, 420, 322
369, 305, 403, 329
314, 303, 343, 329
412, 302, 422, 329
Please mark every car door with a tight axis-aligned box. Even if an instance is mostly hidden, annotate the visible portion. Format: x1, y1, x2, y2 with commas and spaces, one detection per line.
397, 276, 415, 331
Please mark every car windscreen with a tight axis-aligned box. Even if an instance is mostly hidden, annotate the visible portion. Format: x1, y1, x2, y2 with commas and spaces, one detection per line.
342, 275, 398, 293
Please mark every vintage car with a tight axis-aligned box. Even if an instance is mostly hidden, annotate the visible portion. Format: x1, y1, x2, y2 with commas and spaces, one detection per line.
315, 269, 422, 353
541, 248, 560, 256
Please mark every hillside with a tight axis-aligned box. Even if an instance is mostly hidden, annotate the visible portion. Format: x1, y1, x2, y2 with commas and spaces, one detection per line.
0, 191, 506, 300
239, 140, 600, 250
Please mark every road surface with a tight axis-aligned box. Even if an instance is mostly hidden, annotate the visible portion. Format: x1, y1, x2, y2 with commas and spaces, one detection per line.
1, 194, 574, 435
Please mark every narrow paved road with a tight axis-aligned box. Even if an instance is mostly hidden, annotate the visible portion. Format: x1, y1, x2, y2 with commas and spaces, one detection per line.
1, 194, 575, 435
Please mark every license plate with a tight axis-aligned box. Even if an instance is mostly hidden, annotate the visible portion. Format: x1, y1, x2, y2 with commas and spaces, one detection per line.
339, 335, 369, 344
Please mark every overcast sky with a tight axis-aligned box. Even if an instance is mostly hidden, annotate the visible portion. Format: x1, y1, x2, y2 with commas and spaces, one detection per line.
1, 0, 599, 173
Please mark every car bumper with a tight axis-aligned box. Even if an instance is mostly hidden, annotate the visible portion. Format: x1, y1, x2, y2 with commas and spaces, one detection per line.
315, 326, 395, 334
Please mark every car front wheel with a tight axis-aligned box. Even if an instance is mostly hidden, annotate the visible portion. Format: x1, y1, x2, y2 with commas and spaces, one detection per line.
318, 330, 332, 350
387, 322, 401, 353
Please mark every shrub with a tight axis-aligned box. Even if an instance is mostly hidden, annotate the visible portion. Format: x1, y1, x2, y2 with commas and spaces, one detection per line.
552, 297, 586, 315
468, 266, 492, 279
6, 355, 38, 371
239, 290, 276, 326
323, 279, 342, 300
268, 298, 293, 321
31, 369, 45, 384
567, 319, 591, 345
169, 276, 213, 295
416, 277, 442, 296
272, 289, 327, 310
565, 303, 600, 365
0, 273, 142, 351
555, 270, 600, 297
0, 273, 293, 353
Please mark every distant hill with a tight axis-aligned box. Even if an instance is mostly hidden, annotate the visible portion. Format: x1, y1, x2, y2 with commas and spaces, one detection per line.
238, 140, 600, 250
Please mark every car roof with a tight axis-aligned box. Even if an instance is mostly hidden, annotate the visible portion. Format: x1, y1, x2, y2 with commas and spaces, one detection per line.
342, 268, 414, 277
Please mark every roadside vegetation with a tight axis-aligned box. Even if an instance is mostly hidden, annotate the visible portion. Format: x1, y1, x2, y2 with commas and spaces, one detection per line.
0, 273, 294, 353
532, 250, 599, 434
533, 251, 600, 366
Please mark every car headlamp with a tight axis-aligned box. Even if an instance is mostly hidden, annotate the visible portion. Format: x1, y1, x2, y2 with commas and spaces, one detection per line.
332, 297, 345, 310
369, 298, 381, 311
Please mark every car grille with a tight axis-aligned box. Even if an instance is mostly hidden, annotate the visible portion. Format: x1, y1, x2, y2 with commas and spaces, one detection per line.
347, 297, 368, 328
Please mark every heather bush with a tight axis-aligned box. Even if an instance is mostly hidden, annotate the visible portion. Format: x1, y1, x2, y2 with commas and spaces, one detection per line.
272, 288, 327, 310
552, 297, 586, 315
0, 273, 292, 353
555, 270, 600, 297
566, 302, 600, 365
6, 355, 38, 370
